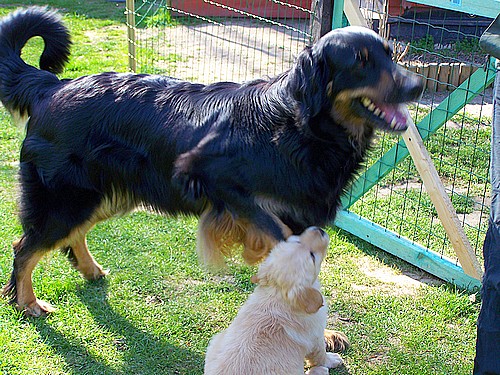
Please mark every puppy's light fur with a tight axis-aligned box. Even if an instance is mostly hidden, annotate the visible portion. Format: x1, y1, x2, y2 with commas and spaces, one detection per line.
204, 227, 343, 375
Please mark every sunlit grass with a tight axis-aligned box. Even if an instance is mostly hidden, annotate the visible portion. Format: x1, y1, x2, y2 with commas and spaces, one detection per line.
0, 2, 481, 374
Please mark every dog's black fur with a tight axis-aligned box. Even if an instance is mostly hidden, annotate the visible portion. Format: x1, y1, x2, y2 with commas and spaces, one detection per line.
0, 7, 423, 316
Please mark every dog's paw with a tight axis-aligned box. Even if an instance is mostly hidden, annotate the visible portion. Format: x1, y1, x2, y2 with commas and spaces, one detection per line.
305, 366, 329, 375
324, 329, 349, 353
21, 299, 56, 317
325, 352, 343, 368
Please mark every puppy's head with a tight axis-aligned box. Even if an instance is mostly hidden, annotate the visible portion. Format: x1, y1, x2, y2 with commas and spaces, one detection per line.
290, 26, 424, 142
252, 227, 329, 314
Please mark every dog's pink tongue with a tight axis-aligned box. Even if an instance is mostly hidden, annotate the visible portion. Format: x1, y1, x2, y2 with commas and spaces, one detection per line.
377, 103, 409, 131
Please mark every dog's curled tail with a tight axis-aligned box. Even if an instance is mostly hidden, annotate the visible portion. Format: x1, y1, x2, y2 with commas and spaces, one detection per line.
0, 6, 71, 74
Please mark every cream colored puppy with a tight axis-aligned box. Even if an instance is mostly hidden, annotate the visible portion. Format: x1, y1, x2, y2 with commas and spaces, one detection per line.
204, 227, 343, 375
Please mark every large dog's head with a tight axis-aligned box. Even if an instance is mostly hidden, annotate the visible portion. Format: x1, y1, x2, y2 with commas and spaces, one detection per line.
251, 227, 329, 314
288, 26, 423, 142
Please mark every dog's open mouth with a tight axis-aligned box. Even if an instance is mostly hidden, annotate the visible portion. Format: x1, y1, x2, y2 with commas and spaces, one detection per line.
358, 97, 410, 132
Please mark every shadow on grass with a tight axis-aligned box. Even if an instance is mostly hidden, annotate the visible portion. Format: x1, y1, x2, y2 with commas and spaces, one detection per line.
32, 279, 203, 375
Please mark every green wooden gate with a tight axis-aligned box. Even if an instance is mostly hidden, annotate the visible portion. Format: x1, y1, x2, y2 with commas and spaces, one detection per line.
333, 0, 499, 289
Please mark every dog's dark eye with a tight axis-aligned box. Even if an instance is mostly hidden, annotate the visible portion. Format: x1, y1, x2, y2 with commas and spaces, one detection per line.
310, 251, 316, 264
353, 61, 368, 78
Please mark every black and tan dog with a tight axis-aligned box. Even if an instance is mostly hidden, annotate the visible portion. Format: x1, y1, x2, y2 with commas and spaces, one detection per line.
0, 5, 423, 327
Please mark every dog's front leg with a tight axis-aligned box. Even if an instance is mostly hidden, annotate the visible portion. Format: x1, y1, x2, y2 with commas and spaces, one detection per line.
306, 337, 343, 371
305, 353, 343, 375
305, 365, 329, 375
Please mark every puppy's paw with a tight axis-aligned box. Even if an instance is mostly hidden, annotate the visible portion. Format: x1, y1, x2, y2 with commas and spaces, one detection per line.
305, 366, 328, 375
325, 352, 343, 368
324, 329, 349, 353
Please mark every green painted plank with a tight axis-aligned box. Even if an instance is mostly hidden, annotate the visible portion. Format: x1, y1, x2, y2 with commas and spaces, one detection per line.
333, 210, 482, 291
341, 61, 497, 209
332, 0, 345, 29
409, 0, 499, 19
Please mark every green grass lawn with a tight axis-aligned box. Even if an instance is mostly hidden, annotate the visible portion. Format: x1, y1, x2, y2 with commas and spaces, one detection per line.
0, 2, 481, 374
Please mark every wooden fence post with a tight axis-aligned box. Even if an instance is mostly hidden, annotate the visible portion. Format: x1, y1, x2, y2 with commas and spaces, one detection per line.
311, 0, 334, 42
401, 108, 483, 280
126, 0, 137, 73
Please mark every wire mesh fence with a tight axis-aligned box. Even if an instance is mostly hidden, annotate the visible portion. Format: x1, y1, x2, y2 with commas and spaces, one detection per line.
126, 0, 494, 283
129, 0, 313, 82
345, 1, 492, 268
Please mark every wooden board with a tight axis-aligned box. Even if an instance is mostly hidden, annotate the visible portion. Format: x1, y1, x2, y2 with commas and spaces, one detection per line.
401, 110, 483, 279
408, 0, 499, 19
334, 210, 482, 290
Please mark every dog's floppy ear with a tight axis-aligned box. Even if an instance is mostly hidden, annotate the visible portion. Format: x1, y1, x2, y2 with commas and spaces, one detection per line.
287, 46, 331, 127
289, 287, 324, 314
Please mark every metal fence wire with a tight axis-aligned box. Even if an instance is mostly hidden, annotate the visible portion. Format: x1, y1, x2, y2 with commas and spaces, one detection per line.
348, 1, 492, 269
126, 0, 494, 285
129, 0, 313, 82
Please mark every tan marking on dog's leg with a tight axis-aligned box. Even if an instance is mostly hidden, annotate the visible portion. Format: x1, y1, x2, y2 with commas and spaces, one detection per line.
196, 209, 247, 268
197, 210, 228, 268
306, 342, 328, 367
70, 235, 109, 280
197, 208, 292, 267
241, 222, 282, 265
15, 251, 56, 317
324, 329, 350, 353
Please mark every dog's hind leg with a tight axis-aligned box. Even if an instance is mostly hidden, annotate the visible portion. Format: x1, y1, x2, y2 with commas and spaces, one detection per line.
3, 235, 56, 317
60, 191, 136, 280
2, 162, 105, 316
61, 230, 109, 281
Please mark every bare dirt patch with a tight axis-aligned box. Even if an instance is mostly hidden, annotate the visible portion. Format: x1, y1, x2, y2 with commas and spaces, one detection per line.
135, 19, 311, 82
351, 257, 443, 296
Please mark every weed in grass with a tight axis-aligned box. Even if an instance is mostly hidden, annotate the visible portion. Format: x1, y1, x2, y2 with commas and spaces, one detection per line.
145, 8, 178, 28
410, 34, 434, 53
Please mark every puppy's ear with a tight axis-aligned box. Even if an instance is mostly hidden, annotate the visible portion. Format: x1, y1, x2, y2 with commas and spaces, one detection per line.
290, 287, 324, 314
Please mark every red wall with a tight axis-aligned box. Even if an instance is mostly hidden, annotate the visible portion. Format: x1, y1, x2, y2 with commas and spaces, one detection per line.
170, 0, 313, 18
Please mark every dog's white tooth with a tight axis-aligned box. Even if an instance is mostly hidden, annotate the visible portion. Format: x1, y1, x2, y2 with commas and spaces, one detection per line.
390, 117, 398, 128
361, 97, 371, 107
379, 111, 386, 119
373, 108, 381, 116
368, 103, 376, 112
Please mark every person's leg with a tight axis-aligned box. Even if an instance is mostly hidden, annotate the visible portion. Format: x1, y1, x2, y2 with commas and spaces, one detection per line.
474, 58, 500, 375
